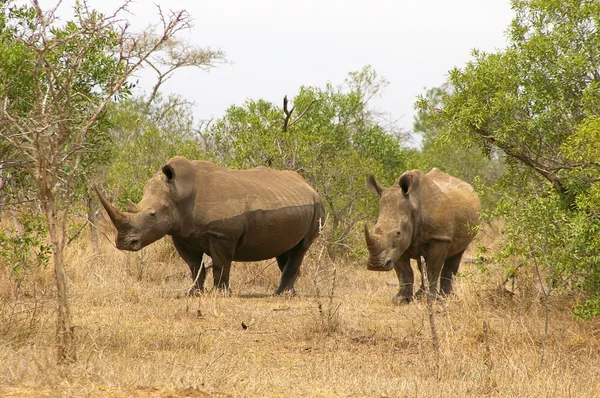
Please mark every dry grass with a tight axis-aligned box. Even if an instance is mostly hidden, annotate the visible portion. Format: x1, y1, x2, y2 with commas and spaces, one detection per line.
1, 222, 600, 398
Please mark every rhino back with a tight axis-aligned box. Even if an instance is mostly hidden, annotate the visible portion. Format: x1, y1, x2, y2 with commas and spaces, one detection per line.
418, 169, 480, 255
193, 163, 319, 224
173, 162, 322, 261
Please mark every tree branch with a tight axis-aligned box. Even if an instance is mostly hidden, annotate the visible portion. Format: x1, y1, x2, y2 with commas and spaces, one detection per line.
282, 95, 317, 132
477, 128, 567, 196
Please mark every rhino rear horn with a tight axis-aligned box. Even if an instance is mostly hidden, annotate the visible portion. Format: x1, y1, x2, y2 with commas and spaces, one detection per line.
94, 185, 129, 230
126, 199, 140, 213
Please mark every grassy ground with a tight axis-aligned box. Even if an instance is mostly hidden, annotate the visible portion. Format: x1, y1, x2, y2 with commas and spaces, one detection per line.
1, 223, 599, 397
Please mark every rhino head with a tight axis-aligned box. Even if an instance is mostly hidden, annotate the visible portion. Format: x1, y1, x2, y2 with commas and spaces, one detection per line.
364, 173, 418, 271
96, 164, 180, 251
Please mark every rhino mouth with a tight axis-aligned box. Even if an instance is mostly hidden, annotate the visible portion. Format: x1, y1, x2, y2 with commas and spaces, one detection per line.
367, 259, 394, 271
116, 236, 142, 251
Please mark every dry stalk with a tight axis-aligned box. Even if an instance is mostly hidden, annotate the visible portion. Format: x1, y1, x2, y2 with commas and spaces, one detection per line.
420, 256, 440, 368
310, 233, 340, 335
532, 254, 550, 366
483, 320, 492, 371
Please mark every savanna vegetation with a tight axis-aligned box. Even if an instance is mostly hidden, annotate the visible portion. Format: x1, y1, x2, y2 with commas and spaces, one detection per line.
1, 0, 600, 397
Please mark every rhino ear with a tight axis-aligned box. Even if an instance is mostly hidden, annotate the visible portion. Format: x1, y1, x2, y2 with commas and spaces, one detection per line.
162, 164, 175, 181
367, 174, 384, 196
399, 173, 414, 196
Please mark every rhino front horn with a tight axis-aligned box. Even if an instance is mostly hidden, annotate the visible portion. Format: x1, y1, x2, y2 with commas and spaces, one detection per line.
364, 224, 376, 248
94, 185, 129, 230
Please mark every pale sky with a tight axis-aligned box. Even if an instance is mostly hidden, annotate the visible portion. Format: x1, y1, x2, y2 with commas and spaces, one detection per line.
52, 0, 515, 143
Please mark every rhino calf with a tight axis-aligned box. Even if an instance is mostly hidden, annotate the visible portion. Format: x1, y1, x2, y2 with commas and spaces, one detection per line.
97, 156, 324, 295
364, 168, 480, 304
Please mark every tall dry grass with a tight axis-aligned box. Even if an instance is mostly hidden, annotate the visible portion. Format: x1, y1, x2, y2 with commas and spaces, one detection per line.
1, 220, 600, 397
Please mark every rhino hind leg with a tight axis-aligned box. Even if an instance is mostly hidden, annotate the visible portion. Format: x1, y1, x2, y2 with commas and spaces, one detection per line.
440, 250, 464, 296
276, 252, 288, 273
275, 243, 307, 295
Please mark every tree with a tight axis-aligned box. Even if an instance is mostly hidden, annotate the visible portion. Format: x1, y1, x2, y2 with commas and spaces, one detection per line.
413, 84, 504, 209
0, 0, 197, 362
416, 0, 600, 304
87, 23, 225, 255
204, 66, 413, 254
105, 93, 209, 204
143, 34, 225, 108
417, 0, 600, 201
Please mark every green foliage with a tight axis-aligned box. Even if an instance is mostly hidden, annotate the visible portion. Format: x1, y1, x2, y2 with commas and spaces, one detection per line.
0, 0, 133, 210
204, 66, 411, 254
490, 192, 600, 292
573, 298, 600, 320
413, 85, 504, 210
0, 213, 51, 278
106, 94, 209, 205
0, 2, 38, 200
0, 3, 36, 115
562, 115, 600, 214
418, 0, 600, 199
415, 0, 600, 306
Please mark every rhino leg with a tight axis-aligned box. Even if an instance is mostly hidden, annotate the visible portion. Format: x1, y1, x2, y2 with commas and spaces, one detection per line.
172, 238, 206, 294
392, 255, 414, 304
275, 243, 307, 295
208, 236, 234, 293
188, 262, 207, 295
422, 241, 451, 298
276, 252, 288, 272
440, 250, 464, 296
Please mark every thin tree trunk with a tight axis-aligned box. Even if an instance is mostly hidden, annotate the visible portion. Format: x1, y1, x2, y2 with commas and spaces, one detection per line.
44, 197, 76, 363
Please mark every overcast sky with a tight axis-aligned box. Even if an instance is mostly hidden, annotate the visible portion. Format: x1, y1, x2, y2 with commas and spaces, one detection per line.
54, 0, 515, 143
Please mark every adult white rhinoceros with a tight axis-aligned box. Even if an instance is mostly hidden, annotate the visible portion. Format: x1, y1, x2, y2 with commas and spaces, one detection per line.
96, 156, 324, 294
364, 168, 480, 304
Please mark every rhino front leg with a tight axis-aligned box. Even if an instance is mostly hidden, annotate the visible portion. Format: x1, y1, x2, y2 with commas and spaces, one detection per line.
392, 255, 414, 304
172, 238, 206, 294
208, 236, 234, 293
423, 241, 451, 298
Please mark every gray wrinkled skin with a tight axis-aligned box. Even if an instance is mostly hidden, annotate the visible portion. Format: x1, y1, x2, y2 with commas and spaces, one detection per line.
97, 156, 324, 295
364, 168, 480, 304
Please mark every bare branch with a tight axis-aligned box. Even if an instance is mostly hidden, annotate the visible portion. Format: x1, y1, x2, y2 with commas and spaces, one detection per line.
282, 95, 317, 132
289, 99, 317, 130
282, 95, 295, 132
477, 129, 567, 196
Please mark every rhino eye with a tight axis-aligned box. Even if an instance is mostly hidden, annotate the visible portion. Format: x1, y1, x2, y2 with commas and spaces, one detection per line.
149, 210, 156, 216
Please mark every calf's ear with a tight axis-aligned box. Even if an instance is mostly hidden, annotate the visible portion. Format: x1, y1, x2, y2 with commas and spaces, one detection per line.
367, 174, 384, 196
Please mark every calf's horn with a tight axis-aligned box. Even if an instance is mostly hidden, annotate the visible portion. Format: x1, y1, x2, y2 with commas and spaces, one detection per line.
94, 185, 128, 230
